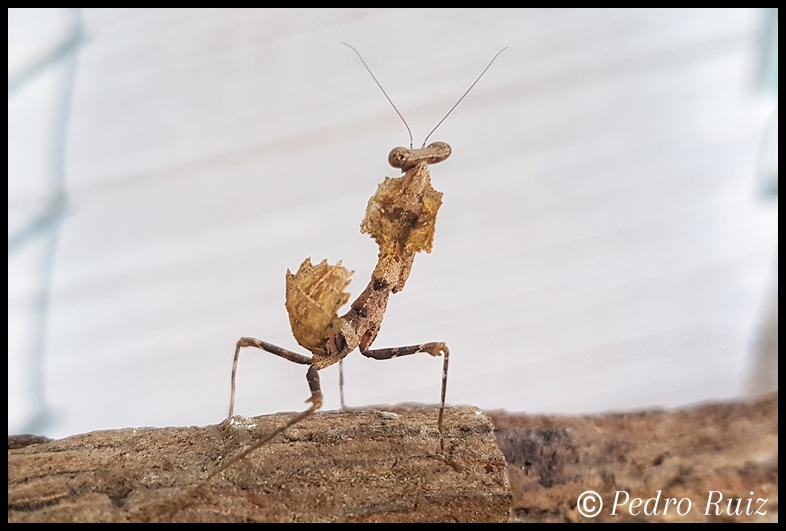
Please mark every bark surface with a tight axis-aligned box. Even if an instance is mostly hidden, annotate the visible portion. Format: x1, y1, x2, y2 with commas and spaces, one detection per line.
8, 396, 778, 522
490, 394, 778, 522
8, 406, 510, 522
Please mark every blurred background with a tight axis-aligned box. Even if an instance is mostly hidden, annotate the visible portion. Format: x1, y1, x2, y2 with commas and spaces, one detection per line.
8, 9, 778, 439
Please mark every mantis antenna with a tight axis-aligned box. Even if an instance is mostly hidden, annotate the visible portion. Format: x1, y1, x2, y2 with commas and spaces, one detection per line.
343, 43, 507, 148
422, 47, 507, 147
342, 42, 414, 148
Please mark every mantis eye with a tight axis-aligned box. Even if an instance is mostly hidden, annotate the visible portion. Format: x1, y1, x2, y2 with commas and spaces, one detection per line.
388, 147, 410, 169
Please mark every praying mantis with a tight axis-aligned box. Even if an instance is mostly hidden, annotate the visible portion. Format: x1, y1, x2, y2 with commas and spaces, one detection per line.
206, 45, 505, 482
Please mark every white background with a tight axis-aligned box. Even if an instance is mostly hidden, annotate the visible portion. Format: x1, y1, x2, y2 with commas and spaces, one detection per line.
8, 9, 778, 439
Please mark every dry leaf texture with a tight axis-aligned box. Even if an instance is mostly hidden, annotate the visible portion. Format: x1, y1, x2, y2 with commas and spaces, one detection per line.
361, 163, 443, 291
285, 258, 352, 355
361, 163, 442, 257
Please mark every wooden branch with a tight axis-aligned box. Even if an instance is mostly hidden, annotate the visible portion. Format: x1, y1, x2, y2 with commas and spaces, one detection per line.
490, 394, 778, 523
8, 406, 511, 522
9, 395, 778, 522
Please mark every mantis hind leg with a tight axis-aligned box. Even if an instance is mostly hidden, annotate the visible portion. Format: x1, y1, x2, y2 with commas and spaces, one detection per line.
360, 342, 450, 445
207, 365, 322, 484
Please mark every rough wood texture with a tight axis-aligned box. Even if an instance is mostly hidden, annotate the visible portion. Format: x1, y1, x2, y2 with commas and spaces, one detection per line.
8, 406, 511, 522
8, 396, 778, 522
489, 394, 778, 523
